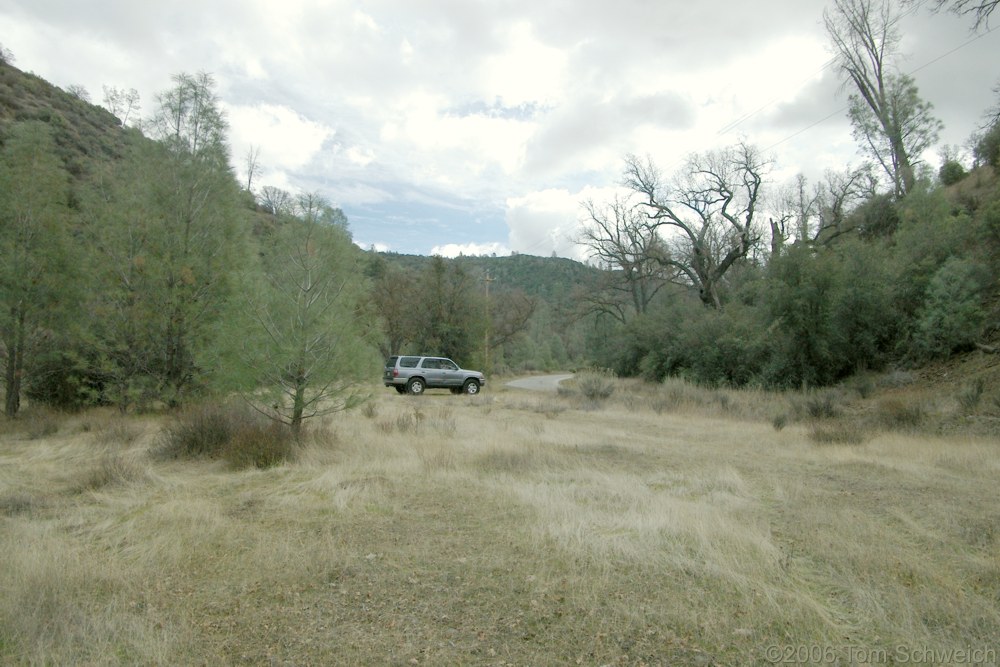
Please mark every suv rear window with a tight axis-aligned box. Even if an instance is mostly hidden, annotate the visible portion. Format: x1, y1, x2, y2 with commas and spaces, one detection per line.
399, 356, 420, 368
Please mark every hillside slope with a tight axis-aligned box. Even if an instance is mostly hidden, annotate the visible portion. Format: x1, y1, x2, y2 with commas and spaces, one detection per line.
0, 60, 131, 176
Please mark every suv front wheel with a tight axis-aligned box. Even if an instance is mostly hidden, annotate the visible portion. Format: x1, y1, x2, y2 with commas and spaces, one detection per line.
406, 378, 425, 395
462, 379, 480, 395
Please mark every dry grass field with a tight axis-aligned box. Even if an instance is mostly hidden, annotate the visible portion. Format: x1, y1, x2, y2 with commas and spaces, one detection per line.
2, 373, 999, 666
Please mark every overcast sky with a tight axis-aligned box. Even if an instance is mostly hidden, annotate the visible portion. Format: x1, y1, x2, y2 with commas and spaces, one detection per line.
1, 0, 997, 259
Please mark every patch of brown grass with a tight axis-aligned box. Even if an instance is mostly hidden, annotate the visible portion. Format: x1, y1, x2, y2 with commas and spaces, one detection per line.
2, 384, 999, 664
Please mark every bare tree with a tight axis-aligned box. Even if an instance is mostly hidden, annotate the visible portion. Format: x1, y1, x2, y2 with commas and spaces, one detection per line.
909, 0, 998, 28
244, 144, 261, 193
258, 185, 294, 217
66, 84, 90, 102
579, 195, 673, 320
623, 142, 768, 309
766, 174, 821, 258
102, 85, 141, 127
825, 0, 942, 197
488, 288, 536, 349
812, 166, 879, 244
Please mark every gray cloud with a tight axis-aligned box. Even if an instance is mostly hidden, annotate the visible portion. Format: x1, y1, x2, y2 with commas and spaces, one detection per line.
1, 0, 995, 256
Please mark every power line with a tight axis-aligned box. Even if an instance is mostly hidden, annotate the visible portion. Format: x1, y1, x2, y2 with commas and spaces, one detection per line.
715, 0, 960, 139
748, 22, 997, 154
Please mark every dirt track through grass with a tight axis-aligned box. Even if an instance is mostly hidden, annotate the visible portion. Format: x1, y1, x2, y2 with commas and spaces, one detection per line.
2, 382, 999, 665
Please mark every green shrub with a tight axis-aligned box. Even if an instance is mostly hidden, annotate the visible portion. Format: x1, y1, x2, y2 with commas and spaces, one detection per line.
911, 257, 987, 360
938, 160, 967, 186
974, 123, 1000, 167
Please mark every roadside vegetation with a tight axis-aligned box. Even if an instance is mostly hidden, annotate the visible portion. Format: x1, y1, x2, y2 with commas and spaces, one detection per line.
2, 371, 999, 665
3, 3, 1000, 663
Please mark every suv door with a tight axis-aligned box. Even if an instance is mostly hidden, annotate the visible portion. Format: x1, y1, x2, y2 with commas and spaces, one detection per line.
419, 358, 445, 387
438, 358, 462, 387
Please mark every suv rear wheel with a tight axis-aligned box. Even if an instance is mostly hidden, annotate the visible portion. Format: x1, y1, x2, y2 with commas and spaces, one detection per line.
406, 378, 425, 395
462, 379, 480, 395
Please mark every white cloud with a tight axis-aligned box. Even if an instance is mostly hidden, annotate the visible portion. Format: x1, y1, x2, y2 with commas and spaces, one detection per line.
505, 187, 619, 260
2, 0, 995, 259
225, 103, 333, 170
479, 21, 568, 107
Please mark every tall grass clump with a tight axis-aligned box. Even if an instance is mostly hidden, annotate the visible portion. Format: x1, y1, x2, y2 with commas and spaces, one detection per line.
223, 419, 296, 470
957, 378, 985, 413
874, 398, 928, 431
794, 391, 843, 420
95, 418, 142, 447
156, 402, 238, 459
808, 422, 870, 445
155, 401, 295, 468
577, 369, 616, 401
14, 406, 64, 440
76, 451, 148, 491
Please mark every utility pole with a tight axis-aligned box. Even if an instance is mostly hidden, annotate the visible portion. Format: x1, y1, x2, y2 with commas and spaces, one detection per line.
483, 271, 495, 373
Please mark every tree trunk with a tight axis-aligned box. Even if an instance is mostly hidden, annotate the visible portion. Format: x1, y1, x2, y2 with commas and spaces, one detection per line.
4, 305, 25, 417
770, 218, 785, 259
291, 375, 306, 439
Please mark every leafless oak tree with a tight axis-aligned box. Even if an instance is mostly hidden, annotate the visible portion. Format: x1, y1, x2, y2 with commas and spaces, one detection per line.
102, 85, 141, 127
258, 185, 294, 217
579, 195, 672, 320
909, 0, 999, 28
244, 145, 261, 193
622, 142, 768, 309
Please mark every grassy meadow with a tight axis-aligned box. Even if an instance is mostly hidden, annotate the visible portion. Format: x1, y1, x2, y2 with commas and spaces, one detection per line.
2, 374, 999, 665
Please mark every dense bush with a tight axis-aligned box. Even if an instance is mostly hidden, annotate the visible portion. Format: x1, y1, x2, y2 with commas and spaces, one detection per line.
223, 419, 296, 469
156, 401, 296, 468
975, 123, 1000, 168
939, 160, 967, 185
911, 257, 987, 359
157, 402, 239, 459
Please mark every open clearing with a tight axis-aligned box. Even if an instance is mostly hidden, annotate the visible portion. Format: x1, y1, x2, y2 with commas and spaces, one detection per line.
2, 377, 999, 665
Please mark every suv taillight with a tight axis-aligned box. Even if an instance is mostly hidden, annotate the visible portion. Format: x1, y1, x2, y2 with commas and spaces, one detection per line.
393, 369, 399, 377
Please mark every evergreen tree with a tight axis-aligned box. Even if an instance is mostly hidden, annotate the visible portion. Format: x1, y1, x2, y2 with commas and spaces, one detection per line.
0, 122, 75, 416
239, 195, 374, 435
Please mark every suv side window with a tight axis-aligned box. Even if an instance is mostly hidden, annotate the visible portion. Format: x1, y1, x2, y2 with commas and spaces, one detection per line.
399, 356, 420, 368
421, 358, 440, 369
440, 359, 458, 370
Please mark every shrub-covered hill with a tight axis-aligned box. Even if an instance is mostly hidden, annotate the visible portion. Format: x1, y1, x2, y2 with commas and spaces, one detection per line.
0, 60, 131, 177
376, 251, 603, 308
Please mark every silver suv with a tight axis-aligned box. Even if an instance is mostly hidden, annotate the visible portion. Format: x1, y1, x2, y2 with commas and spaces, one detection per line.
384, 356, 486, 395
